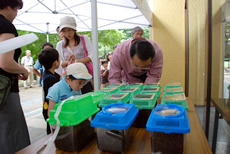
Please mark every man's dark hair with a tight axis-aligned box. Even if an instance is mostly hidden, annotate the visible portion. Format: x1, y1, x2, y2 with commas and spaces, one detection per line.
38, 48, 59, 70
42, 42, 53, 49
0, 0, 23, 9
130, 40, 155, 61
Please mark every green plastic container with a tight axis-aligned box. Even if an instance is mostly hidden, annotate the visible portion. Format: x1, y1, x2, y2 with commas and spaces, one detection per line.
96, 87, 119, 95
161, 93, 188, 110
76, 92, 106, 105
126, 83, 144, 90
129, 93, 157, 109
99, 93, 130, 107
119, 87, 140, 97
140, 86, 161, 98
145, 83, 161, 88
164, 87, 184, 94
47, 94, 100, 126
107, 83, 126, 90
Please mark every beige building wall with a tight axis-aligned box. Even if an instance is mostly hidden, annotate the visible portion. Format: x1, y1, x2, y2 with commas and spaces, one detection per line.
212, 0, 225, 98
152, 0, 186, 93
136, 0, 225, 104
188, 0, 208, 105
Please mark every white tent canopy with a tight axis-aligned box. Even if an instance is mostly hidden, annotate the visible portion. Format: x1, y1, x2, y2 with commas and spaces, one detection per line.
13, 0, 151, 90
14, 0, 151, 34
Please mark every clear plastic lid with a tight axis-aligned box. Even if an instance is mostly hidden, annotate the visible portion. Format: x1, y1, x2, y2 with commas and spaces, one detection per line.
156, 107, 180, 115
166, 87, 183, 92
106, 106, 129, 113
164, 94, 185, 101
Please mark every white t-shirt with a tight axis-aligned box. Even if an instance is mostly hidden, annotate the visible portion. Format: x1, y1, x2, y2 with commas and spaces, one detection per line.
21, 56, 34, 67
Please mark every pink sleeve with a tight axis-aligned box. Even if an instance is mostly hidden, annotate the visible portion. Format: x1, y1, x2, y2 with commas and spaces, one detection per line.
108, 48, 122, 84
145, 41, 163, 84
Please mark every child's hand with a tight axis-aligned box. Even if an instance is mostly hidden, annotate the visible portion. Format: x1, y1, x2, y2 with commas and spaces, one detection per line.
68, 53, 76, 61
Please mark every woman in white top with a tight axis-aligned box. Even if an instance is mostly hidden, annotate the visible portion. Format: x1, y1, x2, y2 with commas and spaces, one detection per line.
56, 16, 93, 93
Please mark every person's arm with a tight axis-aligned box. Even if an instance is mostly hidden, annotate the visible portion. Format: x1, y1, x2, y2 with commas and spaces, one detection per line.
0, 33, 28, 80
102, 69, 108, 77
144, 42, 163, 84
21, 57, 24, 66
108, 49, 122, 84
33, 60, 42, 78
48, 99, 56, 117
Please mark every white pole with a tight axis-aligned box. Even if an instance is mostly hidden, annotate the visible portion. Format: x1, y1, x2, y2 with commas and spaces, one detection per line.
91, 0, 100, 91
46, 22, 49, 42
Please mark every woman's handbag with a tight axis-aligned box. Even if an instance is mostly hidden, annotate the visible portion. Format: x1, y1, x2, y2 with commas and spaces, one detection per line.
80, 35, 94, 77
0, 75, 12, 110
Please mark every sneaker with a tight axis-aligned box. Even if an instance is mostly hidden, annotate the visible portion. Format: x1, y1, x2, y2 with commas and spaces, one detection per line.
30, 86, 35, 88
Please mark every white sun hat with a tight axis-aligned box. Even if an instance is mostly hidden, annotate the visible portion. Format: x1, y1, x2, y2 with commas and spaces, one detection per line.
66, 63, 92, 80
59, 16, 77, 32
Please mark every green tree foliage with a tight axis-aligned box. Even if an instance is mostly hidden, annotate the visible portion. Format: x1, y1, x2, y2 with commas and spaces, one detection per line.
79, 29, 123, 57
17, 30, 60, 61
17, 27, 149, 61
120, 27, 150, 41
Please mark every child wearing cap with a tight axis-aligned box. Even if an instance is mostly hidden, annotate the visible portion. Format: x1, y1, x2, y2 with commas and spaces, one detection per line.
47, 62, 92, 117
38, 48, 60, 134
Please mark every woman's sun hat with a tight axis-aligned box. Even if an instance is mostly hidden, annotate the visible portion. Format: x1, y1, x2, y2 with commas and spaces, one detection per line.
59, 16, 77, 32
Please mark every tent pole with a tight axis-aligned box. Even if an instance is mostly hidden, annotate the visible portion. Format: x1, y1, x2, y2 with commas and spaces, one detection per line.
46, 33, 49, 42
91, 0, 100, 91
46, 22, 49, 42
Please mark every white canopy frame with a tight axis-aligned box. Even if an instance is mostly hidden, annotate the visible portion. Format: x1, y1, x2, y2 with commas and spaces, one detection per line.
14, 0, 151, 90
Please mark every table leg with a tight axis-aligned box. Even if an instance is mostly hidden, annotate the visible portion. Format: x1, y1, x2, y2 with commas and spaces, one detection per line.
212, 108, 219, 154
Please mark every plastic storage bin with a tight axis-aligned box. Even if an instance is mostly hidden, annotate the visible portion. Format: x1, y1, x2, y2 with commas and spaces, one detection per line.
164, 87, 184, 94
91, 103, 139, 153
145, 83, 161, 87
140, 86, 161, 98
146, 104, 190, 154
96, 87, 119, 95
161, 93, 188, 110
54, 119, 95, 152
48, 94, 99, 126
107, 83, 125, 90
99, 93, 130, 107
126, 83, 144, 91
129, 93, 157, 109
119, 87, 140, 97
47, 94, 100, 152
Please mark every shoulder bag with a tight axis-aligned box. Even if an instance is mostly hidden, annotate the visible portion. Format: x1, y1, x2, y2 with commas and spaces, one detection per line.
0, 74, 12, 110
80, 35, 94, 77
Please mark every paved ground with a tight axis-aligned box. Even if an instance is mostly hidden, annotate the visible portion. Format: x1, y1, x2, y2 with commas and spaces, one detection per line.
19, 85, 47, 143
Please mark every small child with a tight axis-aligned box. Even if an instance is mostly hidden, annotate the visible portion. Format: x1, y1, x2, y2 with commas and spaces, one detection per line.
101, 59, 109, 88
38, 48, 60, 134
47, 62, 92, 117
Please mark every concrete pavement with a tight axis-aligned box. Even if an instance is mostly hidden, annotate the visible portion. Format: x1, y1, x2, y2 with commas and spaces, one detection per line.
19, 85, 47, 143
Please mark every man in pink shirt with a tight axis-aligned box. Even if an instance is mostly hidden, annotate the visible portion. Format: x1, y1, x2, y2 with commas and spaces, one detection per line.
108, 38, 163, 85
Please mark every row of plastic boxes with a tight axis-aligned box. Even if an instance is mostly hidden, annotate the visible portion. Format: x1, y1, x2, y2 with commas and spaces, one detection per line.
46, 83, 190, 153
49, 102, 190, 153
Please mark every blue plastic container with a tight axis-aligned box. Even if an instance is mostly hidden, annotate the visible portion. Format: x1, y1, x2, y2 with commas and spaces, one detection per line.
91, 103, 138, 129
146, 104, 190, 154
91, 103, 139, 153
